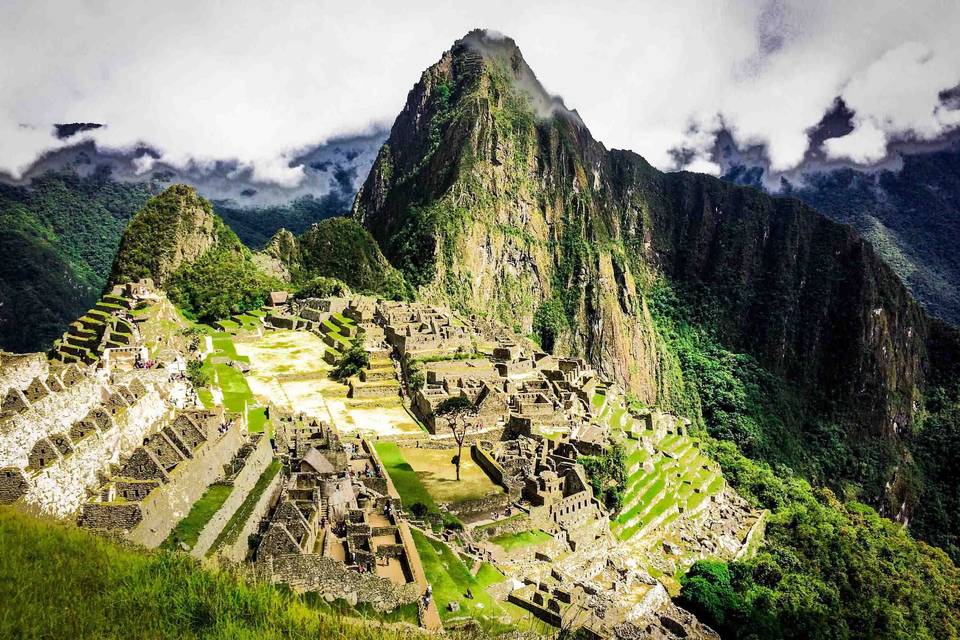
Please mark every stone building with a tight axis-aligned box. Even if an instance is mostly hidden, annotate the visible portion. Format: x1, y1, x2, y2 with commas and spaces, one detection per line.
80, 407, 246, 547
256, 417, 426, 607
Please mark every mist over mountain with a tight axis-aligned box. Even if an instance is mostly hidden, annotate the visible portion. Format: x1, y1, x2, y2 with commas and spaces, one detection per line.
0, 130, 385, 352
690, 106, 960, 325
1, 129, 385, 209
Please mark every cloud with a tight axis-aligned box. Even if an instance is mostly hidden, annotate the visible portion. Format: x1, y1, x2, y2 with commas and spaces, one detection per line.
1, 0, 958, 184
824, 42, 960, 164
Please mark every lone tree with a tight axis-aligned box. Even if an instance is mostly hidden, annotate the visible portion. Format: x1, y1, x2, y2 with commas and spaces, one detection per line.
331, 333, 369, 381
435, 395, 478, 481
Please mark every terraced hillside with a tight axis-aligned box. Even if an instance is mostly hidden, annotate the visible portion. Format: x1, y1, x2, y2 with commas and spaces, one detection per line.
586, 387, 763, 590
52, 290, 136, 364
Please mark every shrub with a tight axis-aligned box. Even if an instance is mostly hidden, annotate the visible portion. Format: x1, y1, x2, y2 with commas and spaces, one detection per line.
331, 335, 369, 381
409, 503, 429, 519
185, 359, 209, 388
167, 250, 284, 323
294, 276, 349, 300
532, 296, 569, 353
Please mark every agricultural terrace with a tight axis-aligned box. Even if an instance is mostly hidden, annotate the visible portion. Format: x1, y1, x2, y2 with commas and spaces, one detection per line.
411, 530, 545, 634
196, 333, 264, 432
592, 388, 729, 586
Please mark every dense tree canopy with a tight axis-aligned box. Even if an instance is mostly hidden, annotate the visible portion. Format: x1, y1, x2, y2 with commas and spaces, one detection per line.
678, 440, 960, 640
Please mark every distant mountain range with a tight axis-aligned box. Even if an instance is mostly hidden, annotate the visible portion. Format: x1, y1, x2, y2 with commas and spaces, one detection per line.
0, 131, 384, 352
713, 123, 960, 326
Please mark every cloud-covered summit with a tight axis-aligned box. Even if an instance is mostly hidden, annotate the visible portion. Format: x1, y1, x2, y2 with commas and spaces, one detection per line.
2, 0, 958, 188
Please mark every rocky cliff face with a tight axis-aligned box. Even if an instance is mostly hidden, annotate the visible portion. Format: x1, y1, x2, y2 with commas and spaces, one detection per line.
354, 31, 672, 404
109, 184, 224, 287
354, 31, 930, 435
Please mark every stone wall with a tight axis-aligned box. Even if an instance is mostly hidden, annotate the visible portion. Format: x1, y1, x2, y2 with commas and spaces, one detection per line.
218, 468, 284, 563
444, 490, 511, 517
258, 554, 419, 611
396, 520, 428, 591
472, 513, 533, 542
79, 502, 143, 530
0, 353, 47, 396
417, 426, 505, 449
23, 386, 169, 517
128, 422, 246, 548
0, 375, 105, 468
190, 435, 273, 558
359, 476, 388, 496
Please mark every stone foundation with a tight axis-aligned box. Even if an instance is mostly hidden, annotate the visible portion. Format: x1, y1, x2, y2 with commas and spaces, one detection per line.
0, 353, 47, 396
126, 422, 246, 547
0, 375, 106, 469
257, 553, 420, 611
218, 467, 284, 563
22, 386, 168, 517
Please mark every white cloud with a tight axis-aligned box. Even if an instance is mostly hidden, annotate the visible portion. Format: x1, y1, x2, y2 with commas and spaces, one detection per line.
824, 41, 960, 164
824, 119, 888, 165
1, 0, 958, 182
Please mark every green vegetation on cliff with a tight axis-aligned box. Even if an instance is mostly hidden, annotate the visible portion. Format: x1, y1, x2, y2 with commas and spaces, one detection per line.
167, 248, 283, 323
647, 279, 893, 501
267, 217, 411, 300
677, 440, 960, 640
112, 185, 285, 323
907, 321, 960, 563
0, 507, 422, 640
774, 148, 960, 326
0, 170, 152, 352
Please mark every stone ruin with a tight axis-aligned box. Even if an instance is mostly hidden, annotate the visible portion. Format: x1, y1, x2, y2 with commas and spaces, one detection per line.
0, 350, 173, 518
79, 407, 247, 547
255, 414, 426, 610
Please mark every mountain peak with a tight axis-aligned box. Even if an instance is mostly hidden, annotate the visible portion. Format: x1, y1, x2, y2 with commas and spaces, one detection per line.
451, 29, 581, 124
109, 184, 234, 286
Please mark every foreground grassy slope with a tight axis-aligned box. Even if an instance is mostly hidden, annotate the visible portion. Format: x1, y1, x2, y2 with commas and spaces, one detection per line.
0, 507, 420, 640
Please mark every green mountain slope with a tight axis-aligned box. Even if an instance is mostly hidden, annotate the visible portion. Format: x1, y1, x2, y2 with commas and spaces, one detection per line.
354, 29, 924, 428
726, 146, 960, 326
111, 185, 283, 322
0, 171, 153, 351
263, 217, 410, 299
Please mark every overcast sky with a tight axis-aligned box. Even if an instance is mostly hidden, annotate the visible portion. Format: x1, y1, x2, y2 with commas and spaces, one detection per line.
2, 0, 959, 186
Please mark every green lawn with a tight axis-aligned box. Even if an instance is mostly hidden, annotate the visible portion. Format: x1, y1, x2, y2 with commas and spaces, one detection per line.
489, 529, 553, 552
398, 446, 504, 506
161, 484, 234, 551
247, 407, 268, 433
373, 442, 439, 514
0, 506, 426, 640
217, 319, 240, 332
233, 314, 263, 331
201, 333, 254, 414
210, 460, 282, 555
411, 530, 512, 631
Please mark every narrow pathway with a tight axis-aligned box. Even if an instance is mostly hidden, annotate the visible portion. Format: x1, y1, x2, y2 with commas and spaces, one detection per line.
418, 599, 443, 632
